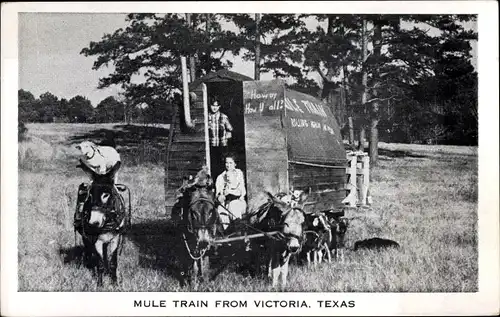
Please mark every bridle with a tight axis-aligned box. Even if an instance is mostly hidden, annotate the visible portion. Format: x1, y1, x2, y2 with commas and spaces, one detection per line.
182, 192, 218, 260
264, 204, 307, 254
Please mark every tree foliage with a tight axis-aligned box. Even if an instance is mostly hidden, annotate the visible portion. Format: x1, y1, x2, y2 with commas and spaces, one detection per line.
72, 13, 479, 145
80, 13, 241, 111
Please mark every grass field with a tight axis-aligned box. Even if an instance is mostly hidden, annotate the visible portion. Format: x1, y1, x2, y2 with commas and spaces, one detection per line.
17, 123, 478, 292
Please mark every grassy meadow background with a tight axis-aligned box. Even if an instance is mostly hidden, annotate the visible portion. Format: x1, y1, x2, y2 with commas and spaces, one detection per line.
17, 123, 478, 292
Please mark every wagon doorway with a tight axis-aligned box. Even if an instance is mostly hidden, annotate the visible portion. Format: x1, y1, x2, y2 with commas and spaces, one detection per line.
205, 81, 247, 186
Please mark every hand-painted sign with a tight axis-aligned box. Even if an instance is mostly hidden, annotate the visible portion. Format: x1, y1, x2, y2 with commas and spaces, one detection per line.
243, 80, 346, 164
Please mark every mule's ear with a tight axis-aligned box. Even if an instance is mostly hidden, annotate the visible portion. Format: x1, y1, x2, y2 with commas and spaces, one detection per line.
266, 191, 275, 201
313, 218, 319, 227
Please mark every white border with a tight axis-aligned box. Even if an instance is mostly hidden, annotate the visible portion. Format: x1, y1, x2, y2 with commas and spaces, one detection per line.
2, 1, 499, 316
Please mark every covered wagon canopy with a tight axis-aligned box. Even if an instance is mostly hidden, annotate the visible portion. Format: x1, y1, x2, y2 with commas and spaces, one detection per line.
243, 80, 347, 166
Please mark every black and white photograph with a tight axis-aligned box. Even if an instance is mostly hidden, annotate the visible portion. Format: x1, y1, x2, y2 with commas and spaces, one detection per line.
1, 1, 499, 316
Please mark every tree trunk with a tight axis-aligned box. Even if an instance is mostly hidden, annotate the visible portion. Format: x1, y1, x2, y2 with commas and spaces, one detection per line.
358, 127, 366, 152
254, 13, 261, 80
369, 119, 379, 163
343, 64, 354, 146
358, 18, 368, 152
369, 20, 383, 166
186, 13, 196, 81
348, 116, 355, 146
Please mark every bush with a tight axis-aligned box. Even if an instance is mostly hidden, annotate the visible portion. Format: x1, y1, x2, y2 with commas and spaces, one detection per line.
19, 121, 28, 142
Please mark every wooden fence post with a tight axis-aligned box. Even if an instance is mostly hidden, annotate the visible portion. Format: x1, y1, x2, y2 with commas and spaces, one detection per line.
343, 151, 371, 207
360, 154, 370, 206
343, 152, 358, 207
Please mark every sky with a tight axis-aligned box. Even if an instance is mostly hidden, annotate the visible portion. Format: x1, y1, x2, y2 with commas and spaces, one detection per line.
19, 13, 478, 107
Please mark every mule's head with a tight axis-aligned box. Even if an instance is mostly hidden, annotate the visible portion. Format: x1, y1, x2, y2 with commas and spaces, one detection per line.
183, 187, 218, 250
304, 212, 332, 248
85, 183, 116, 229
331, 217, 349, 246
266, 192, 306, 254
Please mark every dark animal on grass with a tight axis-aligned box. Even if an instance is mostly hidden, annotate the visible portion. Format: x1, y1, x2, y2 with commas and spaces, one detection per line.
354, 238, 400, 251
250, 192, 307, 288
177, 168, 222, 287
300, 212, 332, 267
328, 217, 349, 262
75, 179, 128, 286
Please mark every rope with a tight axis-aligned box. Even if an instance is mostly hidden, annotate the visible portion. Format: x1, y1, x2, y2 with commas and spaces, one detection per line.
182, 233, 208, 261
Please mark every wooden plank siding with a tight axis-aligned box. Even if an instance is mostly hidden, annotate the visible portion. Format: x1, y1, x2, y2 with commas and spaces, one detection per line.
289, 162, 348, 213
165, 87, 207, 211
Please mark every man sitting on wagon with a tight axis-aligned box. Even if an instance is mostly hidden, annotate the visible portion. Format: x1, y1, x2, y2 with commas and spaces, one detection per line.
215, 154, 247, 232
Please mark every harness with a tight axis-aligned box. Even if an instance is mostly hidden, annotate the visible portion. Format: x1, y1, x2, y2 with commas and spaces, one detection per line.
181, 194, 218, 260
75, 183, 129, 242
249, 203, 307, 254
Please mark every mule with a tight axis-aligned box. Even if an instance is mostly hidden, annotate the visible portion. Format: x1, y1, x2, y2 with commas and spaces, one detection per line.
178, 180, 222, 288
301, 212, 332, 267
75, 180, 128, 286
328, 217, 349, 262
251, 192, 307, 289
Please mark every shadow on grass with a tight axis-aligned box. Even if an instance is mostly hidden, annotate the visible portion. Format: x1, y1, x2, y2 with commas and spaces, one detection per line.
126, 218, 272, 287
126, 219, 186, 285
378, 148, 428, 159
67, 124, 170, 166
59, 245, 98, 271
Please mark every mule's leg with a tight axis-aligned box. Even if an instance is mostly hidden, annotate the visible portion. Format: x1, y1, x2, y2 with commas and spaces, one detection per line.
281, 254, 291, 289
94, 240, 105, 286
268, 257, 272, 279
313, 250, 319, 267
306, 252, 311, 267
191, 260, 199, 290
324, 244, 332, 263
270, 253, 281, 288
82, 238, 93, 268
108, 235, 121, 285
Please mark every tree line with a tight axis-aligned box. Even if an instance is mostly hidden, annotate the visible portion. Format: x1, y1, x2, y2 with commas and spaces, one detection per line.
18, 89, 172, 124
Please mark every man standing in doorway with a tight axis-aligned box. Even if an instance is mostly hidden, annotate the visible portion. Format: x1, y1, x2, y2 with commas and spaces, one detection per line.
208, 97, 233, 178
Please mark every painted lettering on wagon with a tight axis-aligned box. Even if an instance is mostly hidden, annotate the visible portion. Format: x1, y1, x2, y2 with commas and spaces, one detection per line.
244, 89, 278, 100
288, 117, 336, 136
244, 97, 328, 118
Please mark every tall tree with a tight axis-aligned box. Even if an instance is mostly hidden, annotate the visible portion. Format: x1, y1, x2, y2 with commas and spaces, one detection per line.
254, 13, 261, 80
68, 95, 94, 123
223, 14, 307, 80
95, 96, 125, 123
18, 89, 36, 122
81, 14, 241, 116
38, 92, 60, 123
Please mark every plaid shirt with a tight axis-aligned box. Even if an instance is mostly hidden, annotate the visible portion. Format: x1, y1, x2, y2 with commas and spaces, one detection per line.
208, 111, 233, 147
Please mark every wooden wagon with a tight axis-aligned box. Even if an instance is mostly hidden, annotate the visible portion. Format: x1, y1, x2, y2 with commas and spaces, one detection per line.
165, 68, 348, 219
